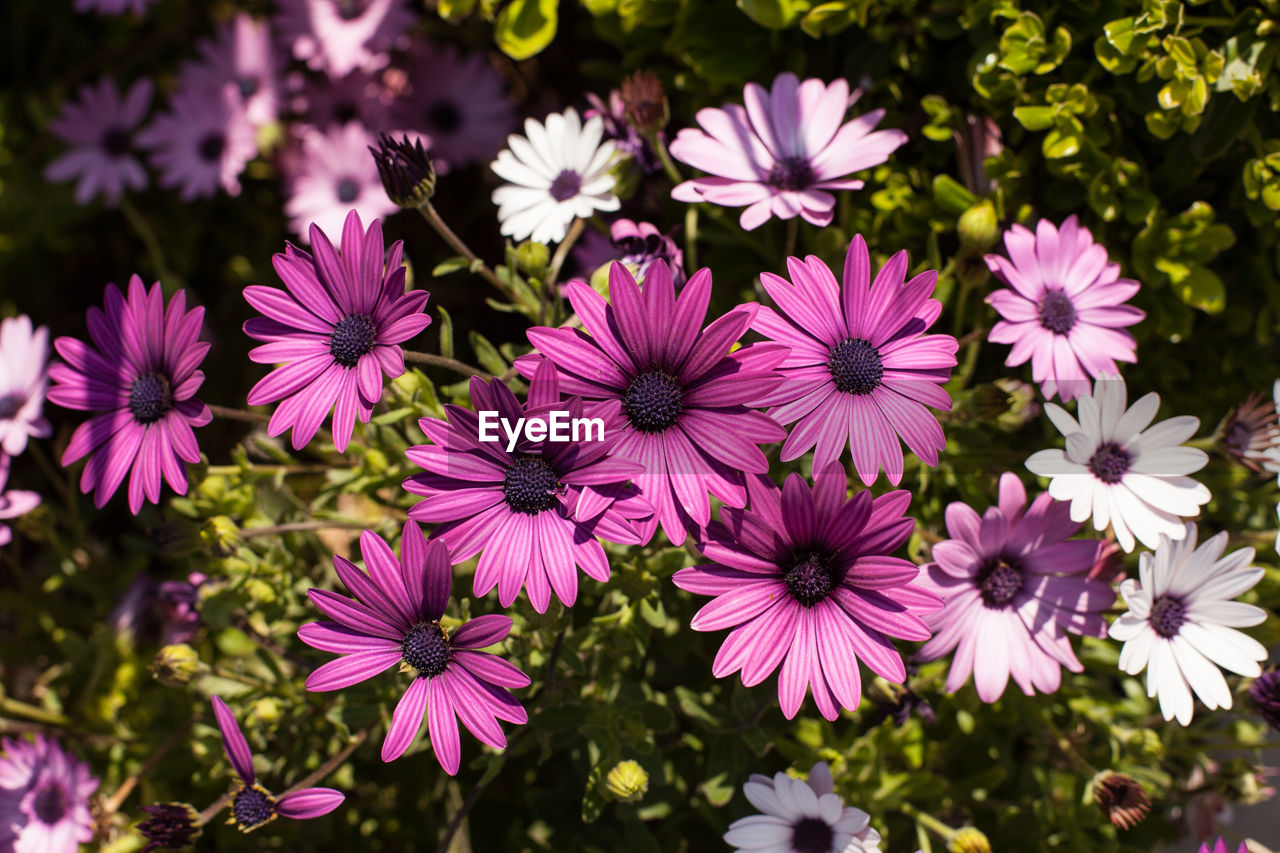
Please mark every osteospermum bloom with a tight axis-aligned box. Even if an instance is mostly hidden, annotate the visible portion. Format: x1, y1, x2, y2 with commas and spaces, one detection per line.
137, 83, 257, 202
1109, 523, 1268, 726
283, 123, 400, 241
1198, 842, 1248, 853
73, 0, 155, 14
517, 261, 788, 545
47, 277, 211, 514
295, 68, 398, 133
403, 363, 652, 612
670, 72, 906, 230
275, 0, 413, 78
0, 734, 98, 853
210, 696, 344, 832
985, 216, 1144, 401
752, 236, 957, 485
0, 457, 40, 548
244, 210, 429, 451
179, 13, 282, 128
914, 472, 1116, 702
673, 466, 941, 720
1025, 374, 1211, 552
44, 76, 152, 206
724, 762, 882, 853
491, 108, 620, 244
0, 315, 52, 456
298, 523, 531, 772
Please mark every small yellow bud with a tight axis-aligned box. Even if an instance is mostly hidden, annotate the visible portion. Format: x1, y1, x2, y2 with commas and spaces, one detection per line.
949, 827, 992, 853
605, 760, 649, 803
150, 644, 204, 687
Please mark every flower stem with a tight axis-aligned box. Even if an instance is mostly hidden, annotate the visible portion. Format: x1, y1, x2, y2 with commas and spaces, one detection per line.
783, 218, 799, 259
415, 200, 518, 303
646, 130, 684, 187
206, 404, 271, 425
101, 721, 193, 814
684, 206, 699, 274
402, 350, 489, 378
899, 802, 957, 842
0, 696, 70, 726
203, 464, 336, 477
546, 218, 584, 293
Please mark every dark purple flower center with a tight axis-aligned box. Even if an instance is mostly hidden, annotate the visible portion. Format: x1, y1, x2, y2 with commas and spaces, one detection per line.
32, 784, 66, 825
237, 76, 260, 98
198, 132, 225, 163
0, 393, 23, 419
1088, 442, 1131, 484
427, 102, 463, 134
828, 337, 884, 395
1148, 595, 1186, 639
231, 785, 276, 831
976, 557, 1023, 607
624, 371, 683, 433
784, 551, 836, 607
100, 126, 131, 158
767, 156, 815, 192
1037, 288, 1077, 335
402, 621, 450, 677
549, 169, 582, 202
334, 0, 366, 20
129, 373, 174, 425
791, 817, 834, 853
329, 313, 377, 368
138, 803, 201, 849
334, 102, 358, 125
336, 178, 360, 204
502, 454, 562, 515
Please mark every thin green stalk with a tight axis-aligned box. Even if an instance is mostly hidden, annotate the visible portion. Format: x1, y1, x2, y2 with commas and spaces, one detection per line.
415, 200, 517, 303
402, 350, 489, 378
0, 697, 70, 726
119, 197, 181, 292
899, 802, 957, 843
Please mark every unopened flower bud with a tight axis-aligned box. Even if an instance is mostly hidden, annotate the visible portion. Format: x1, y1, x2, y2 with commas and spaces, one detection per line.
137, 802, 202, 852
150, 644, 203, 687
605, 760, 649, 802
958, 198, 999, 248
619, 70, 668, 134
949, 827, 992, 853
515, 240, 551, 278
202, 516, 239, 556
1250, 671, 1280, 732
371, 133, 436, 208
1093, 771, 1151, 830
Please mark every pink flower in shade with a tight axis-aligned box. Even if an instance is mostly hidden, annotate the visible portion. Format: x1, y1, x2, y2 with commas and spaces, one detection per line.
1198, 842, 1248, 853
73, 0, 155, 14
137, 84, 257, 202
673, 465, 941, 720
515, 262, 788, 546
44, 77, 152, 206
179, 13, 283, 129
209, 696, 344, 832
984, 215, 1144, 402
0, 315, 52, 457
243, 210, 430, 452
293, 69, 398, 133
913, 472, 1116, 702
670, 72, 907, 230
283, 123, 400, 242
47, 277, 211, 514
0, 457, 41, 548
298, 523, 531, 772
403, 362, 652, 613
0, 734, 98, 853
752, 236, 958, 485
275, 0, 414, 78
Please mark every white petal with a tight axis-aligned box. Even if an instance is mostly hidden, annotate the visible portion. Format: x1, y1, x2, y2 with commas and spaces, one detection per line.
1043, 402, 1081, 437
1171, 635, 1232, 711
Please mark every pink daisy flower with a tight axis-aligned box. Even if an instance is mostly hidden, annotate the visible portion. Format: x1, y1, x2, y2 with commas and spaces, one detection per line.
47, 277, 211, 514
0, 315, 52, 457
0, 734, 99, 853
283, 123, 400, 242
670, 72, 907, 230
73, 0, 156, 14
914, 472, 1116, 702
44, 77, 152, 206
1199, 842, 1248, 853
516, 261, 788, 545
752, 236, 958, 485
179, 13, 283, 129
137, 83, 257, 202
298, 523, 531, 772
243, 210, 430, 452
0, 457, 41, 548
674, 465, 941, 720
293, 69, 398, 133
984, 215, 1145, 401
403, 362, 652, 612
275, 0, 414, 78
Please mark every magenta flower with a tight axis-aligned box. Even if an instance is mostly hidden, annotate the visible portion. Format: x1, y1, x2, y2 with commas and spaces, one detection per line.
244, 210, 429, 452
673, 465, 941, 720
404, 362, 652, 612
516, 261, 788, 545
137, 83, 257, 202
914, 472, 1116, 702
985, 216, 1144, 401
670, 73, 907, 230
73, 0, 155, 15
210, 696, 344, 832
275, 0, 414, 78
299, 523, 531, 772
295, 69, 398, 134
44, 77, 152, 206
179, 13, 283, 129
0, 315, 52, 457
1198, 841, 1248, 853
47, 277, 211, 514
753, 236, 958, 485
0, 734, 98, 853
0, 457, 40, 549
283, 123, 400, 242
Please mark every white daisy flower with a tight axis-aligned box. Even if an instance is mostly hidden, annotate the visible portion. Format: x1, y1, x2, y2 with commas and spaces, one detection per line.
1108, 523, 1268, 726
490, 107, 620, 244
1025, 374, 1211, 552
723, 761, 882, 853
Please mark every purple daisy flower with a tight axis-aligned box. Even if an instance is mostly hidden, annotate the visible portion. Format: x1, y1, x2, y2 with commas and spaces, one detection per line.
670, 72, 907, 230
44, 76, 152, 206
0, 734, 98, 853
985, 216, 1145, 402
275, 0, 414, 79
283, 123, 400, 242
179, 13, 283, 129
299, 522, 531, 772
914, 472, 1116, 702
752, 236, 958, 485
47, 276, 211, 514
293, 69, 398, 134
673, 465, 941, 720
210, 695, 345, 832
0, 315, 52, 457
403, 362, 652, 612
571, 219, 684, 286
73, 0, 155, 15
136, 83, 257, 202
516, 261, 788, 545
244, 210, 430, 452
0, 456, 41, 548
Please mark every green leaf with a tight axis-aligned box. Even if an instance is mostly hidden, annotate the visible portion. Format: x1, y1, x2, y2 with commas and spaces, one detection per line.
582, 765, 607, 823
799, 0, 862, 37
494, 0, 558, 61
931, 174, 978, 214
469, 331, 508, 376
431, 256, 470, 276
1013, 105, 1057, 131
371, 407, 413, 426
437, 305, 454, 359
437, 0, 477, 20
1042, 128, 1081, 159
1172, 264, 1226, 313
737, 0, 811, 29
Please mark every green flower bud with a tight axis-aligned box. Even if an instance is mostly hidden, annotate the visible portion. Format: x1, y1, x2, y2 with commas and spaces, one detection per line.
515, 241, 551, 278
202, 516, 239, 556
605, 760, 649, 803
958, 198, 999, 248
150, 644, 203, 687
949, 827, 992, 853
